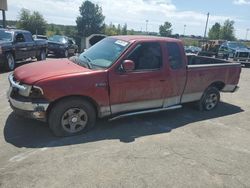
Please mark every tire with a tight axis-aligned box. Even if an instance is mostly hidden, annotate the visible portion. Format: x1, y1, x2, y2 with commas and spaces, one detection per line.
4, 53, 15, 71
198, 87, 220, 111
37, 49, 46, 61
48, 97, 96, 137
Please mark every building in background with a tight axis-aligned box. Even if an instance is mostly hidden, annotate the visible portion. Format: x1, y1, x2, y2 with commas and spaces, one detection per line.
0, 0, 8, 28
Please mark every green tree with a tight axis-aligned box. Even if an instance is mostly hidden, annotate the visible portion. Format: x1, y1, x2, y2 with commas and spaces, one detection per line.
17, 8, 47, 35
220, 19, 236, 41
76, 0, 105, 37
208, 22, 221, 40
122, 23, 127, 35
159, 21, 172, 37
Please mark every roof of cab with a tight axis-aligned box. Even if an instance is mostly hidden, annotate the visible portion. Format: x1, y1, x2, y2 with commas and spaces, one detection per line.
110, 35, 181, 43
0, 28, 31, 33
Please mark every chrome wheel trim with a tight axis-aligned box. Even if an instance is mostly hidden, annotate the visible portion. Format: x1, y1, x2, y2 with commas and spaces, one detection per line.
7, 54, 15, 70
61, 108, 88, 133
41, 50, 46, 60
205, 93, 218, 110
64, 50, 68, 58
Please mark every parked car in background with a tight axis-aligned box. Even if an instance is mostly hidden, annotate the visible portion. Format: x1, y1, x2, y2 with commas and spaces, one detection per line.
184, 46, 202, 54
217, 41, 250, 65
0, 29, 48, 71
7, 36, 241, 136
48, 35, 78, 58
33, 35, 48, 40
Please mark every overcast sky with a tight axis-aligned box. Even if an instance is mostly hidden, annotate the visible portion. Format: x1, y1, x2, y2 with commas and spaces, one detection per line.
5, 0, 250, 39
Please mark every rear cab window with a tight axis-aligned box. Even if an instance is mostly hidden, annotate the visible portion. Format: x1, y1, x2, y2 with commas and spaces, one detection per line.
165, 42, 184, 70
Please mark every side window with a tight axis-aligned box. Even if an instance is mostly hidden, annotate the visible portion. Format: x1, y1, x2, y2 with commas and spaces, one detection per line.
15, 33, 25, 43
126, 42, 162, 70
68, 39, 73, 44
166, 42, 183, 70
23, 33, 33, 42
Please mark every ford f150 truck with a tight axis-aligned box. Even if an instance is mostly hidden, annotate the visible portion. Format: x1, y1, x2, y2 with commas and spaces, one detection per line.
0, 29, 48, 71
7, 36, 241, 136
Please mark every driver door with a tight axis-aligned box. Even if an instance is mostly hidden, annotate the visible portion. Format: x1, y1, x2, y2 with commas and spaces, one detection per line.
108, 42, 166, 114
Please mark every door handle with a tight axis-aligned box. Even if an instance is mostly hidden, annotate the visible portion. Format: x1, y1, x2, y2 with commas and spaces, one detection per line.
160, 80, 165, 82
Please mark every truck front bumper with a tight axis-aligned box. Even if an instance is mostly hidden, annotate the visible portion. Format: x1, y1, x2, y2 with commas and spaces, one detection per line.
7, 88, 49, 121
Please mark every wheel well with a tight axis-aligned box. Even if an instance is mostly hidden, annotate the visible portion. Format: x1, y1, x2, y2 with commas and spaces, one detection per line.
46, 95, 99, 120
209, 81, 225, 91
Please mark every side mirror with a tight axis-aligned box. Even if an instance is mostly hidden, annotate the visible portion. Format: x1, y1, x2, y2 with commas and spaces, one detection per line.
122, 60, 135, 72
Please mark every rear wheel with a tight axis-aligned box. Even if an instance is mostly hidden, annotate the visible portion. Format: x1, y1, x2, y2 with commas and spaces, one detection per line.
198, 87, 220, 111
37, 49, 46, 61
48, 97, 96, 137
4, 53, 15, 71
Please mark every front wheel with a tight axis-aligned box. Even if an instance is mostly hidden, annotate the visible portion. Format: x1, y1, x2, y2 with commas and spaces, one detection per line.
48, 98, 96, 137
198, 87, 220, 111
5, 53, 15, 71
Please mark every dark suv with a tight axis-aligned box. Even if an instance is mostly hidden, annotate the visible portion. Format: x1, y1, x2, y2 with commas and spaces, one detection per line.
48, 35, 78, 58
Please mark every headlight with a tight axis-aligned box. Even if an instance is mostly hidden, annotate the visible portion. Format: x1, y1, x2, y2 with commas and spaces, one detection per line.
0, 46, 2, 55
29, 86, 44, 98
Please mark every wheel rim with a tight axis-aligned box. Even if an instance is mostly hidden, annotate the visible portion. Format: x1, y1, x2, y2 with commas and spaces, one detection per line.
205, 93, 218, 110
41, 51, 46, 60
65, 50, 68, 57
7, 54, 15, 70
61, 108, 88, 133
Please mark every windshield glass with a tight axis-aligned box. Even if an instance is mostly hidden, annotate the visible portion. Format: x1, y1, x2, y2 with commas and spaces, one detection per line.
0, 30, 13, 41
79, 38, 130, 68
228, 42, 247, 49
48, 35, 67, 43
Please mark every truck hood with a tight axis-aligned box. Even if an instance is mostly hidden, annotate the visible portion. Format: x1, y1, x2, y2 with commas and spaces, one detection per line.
0, 40, 12, 46
14, 59, 92, 84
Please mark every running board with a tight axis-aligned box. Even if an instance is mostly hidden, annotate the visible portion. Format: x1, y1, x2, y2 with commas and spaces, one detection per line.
109, 105, 182, 121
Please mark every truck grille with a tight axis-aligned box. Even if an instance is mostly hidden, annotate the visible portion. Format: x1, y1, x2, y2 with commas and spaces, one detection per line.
237, 52, 250, 58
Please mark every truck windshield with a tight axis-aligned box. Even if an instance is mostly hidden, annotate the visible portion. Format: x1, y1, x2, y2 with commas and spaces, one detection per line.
48, 35, 67, 43
0, 30, 13, 41
228, 42, 247, 49
79, 38, 130, 68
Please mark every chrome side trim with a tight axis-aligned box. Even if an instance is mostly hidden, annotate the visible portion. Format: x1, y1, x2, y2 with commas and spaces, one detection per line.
163, 96, 181, 107
181, 92, 203, 103
111, 99, 163, 114
222, 84, 238, 92
99, 106, 111, 117
109, 105, 182, 121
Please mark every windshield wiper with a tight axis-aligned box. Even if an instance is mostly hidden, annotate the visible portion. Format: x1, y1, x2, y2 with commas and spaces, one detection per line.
82, 55, 93, 69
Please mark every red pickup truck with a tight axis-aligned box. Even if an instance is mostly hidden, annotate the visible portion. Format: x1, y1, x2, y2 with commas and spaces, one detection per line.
7, 36, 241, 136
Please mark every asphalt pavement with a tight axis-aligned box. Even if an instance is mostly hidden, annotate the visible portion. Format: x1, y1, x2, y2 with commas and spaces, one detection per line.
0, 59, 250, 188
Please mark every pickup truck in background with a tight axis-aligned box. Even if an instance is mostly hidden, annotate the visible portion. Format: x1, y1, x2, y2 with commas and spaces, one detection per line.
0, 29, 48, 71
7, 36, 241, 136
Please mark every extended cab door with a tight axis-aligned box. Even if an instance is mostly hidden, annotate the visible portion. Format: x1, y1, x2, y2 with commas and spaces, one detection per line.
14, 33, 27, 60
23, 32, 36, 58
108, 42, 166, 114
162, 42, 187, 107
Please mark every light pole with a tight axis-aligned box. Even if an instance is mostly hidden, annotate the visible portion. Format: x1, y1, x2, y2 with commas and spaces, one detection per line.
246, 28, 250, 40
146, 20, 149, 34
203, 12, 210, 41
183, 24, 187, 36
